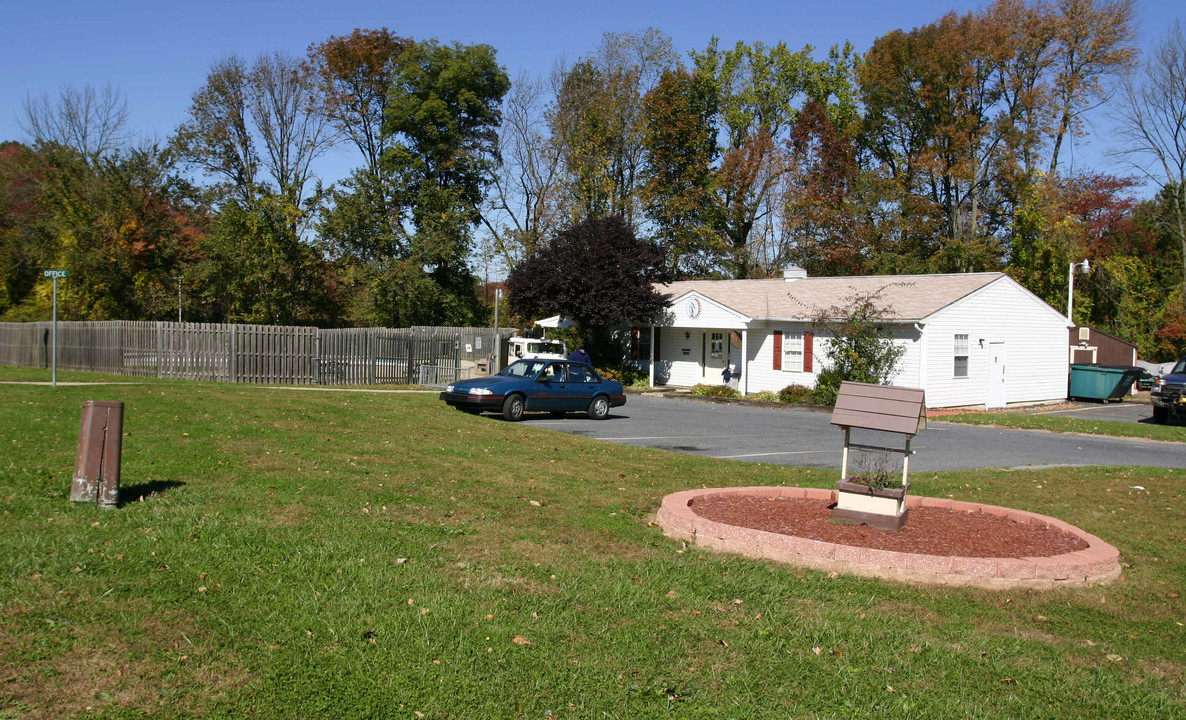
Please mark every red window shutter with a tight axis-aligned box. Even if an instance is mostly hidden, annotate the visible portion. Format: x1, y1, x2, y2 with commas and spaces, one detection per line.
804, 331, 814, 373
630, 329, 639, 359
773, 331, 783, 371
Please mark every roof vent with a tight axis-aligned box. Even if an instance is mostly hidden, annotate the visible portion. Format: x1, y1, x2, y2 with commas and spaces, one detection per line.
782, 265, 808, 282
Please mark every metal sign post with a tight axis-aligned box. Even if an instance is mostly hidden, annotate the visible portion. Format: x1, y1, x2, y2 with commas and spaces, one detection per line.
493, 287, 502, 374
43, 270, 67, 387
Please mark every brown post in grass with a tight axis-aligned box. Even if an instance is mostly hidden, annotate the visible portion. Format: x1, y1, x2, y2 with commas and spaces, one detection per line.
70, 401, 124, 509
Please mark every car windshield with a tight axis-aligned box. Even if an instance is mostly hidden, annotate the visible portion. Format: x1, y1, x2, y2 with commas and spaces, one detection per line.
529, 341, 565, 355
498, 359, 548, 378
1174, 360, 1186, 375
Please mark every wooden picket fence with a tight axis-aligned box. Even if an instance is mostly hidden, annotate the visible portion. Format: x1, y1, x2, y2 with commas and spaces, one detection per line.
0, 321, 510, 386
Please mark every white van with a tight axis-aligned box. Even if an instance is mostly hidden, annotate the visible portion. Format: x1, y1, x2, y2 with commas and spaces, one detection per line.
508, 336, 568, 360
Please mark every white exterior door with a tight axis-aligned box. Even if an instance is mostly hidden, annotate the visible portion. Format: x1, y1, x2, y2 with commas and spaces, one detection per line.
987, 342, 1007, 408
704, 331, 725, 380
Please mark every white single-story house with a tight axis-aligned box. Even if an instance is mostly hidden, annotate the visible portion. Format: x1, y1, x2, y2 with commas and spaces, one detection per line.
622, 268, 1072, 409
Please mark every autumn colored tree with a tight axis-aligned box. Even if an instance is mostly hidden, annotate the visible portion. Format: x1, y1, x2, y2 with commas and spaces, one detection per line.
639, 68, 723, 277
780, 100, 872, 276
506, 215, 672, 342
689, 38, 858, 277
0, 142, 50, 316
1072, 187, 1186, 359
306, 28, 412, 175
1045, 0, 1138, 175
0, 143, 205, 321
859, 11, 1011, 267
1008, 172, 1138, 320
550, 29, 679, 226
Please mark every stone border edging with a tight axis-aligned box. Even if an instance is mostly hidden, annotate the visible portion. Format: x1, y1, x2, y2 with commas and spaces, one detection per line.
656, 486, 1121, 590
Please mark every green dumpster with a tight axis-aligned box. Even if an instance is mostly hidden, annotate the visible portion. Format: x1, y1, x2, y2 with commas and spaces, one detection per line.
1068, 364, 1145, 402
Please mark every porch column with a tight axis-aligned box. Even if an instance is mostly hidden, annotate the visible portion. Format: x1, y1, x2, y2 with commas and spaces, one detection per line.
648, 324, 655, 388
741, 329, 749, 396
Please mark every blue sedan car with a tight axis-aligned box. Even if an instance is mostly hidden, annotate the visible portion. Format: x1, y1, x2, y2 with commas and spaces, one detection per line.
440, 359, 626, 421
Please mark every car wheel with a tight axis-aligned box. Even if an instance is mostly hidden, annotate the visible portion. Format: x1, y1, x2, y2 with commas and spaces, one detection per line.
587, 395, 610, 420
1153, 405, 1168, 424
502, 394, 525, 421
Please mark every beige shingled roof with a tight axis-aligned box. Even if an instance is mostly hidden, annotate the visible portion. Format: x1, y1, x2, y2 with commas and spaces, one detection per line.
657, 272, 1006, 322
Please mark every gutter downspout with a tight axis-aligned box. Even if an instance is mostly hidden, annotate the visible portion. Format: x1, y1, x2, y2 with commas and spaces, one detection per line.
914, 323, 927, 391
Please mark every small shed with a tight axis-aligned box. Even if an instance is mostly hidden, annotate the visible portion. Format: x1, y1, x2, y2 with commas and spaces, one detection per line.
1068, 325, 1137, 366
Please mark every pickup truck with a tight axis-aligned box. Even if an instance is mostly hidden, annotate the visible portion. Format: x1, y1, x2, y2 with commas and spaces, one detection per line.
1151, 357, 1186, 424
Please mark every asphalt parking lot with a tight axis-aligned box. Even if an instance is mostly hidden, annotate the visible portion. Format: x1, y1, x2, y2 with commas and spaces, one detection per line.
512, 394, 1186, 472
1029, 394, 1159, 424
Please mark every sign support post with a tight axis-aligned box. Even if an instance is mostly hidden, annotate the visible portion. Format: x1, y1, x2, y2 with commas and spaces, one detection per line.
43, 270, 67, 387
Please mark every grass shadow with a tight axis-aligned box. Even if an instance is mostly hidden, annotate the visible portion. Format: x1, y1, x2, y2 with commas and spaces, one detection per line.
118, 480, 186, 507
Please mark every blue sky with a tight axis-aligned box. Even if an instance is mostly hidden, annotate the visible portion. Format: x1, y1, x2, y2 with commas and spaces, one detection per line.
3, 0, 1182, 186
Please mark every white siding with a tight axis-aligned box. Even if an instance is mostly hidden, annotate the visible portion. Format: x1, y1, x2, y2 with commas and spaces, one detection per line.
744, 323, 820, 393
922, 278, 1068, 408
737, 323, 922, 395
655, 326, 714, 387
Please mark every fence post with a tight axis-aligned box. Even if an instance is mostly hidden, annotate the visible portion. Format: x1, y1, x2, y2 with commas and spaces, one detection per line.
367, 329, 376, 385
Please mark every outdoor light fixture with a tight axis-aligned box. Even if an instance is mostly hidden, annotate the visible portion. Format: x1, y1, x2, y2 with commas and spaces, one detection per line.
1067, 259, 1091, 322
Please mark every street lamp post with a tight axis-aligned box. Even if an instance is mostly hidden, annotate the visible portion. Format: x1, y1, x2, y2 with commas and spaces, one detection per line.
1067, 259, 1090, 323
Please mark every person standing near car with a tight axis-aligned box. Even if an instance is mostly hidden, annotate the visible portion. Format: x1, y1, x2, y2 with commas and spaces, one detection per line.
568, 346, 592, 365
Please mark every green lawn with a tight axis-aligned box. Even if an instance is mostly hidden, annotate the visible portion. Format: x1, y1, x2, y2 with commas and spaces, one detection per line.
938, 406, 1186, 443
1, 369, 1184, 719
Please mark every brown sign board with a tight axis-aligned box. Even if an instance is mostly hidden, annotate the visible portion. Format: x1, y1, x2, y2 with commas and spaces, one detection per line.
829, 381, 926, 437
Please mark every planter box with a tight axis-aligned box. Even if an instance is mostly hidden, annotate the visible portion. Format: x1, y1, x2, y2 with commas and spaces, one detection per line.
833, 479, 909, 531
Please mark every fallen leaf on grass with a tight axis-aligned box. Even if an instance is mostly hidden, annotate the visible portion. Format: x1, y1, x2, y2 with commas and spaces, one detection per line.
1106, 654, 1124, 662
511, 635, 531, 645
812, 647, 822, 655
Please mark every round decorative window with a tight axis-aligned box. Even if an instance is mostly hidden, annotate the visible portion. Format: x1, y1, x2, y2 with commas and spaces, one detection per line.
686, 297, 701, 319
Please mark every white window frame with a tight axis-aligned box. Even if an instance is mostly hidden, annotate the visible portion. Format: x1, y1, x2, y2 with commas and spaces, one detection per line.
783, 331, 804, 373
954, 334, 969, 378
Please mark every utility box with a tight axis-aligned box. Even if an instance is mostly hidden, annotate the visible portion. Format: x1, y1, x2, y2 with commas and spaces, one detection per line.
70, 401, 124, 509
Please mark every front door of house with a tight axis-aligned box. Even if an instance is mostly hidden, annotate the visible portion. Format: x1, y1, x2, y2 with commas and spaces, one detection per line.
987, 342, 1006, 408
703, 331, 725, 381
